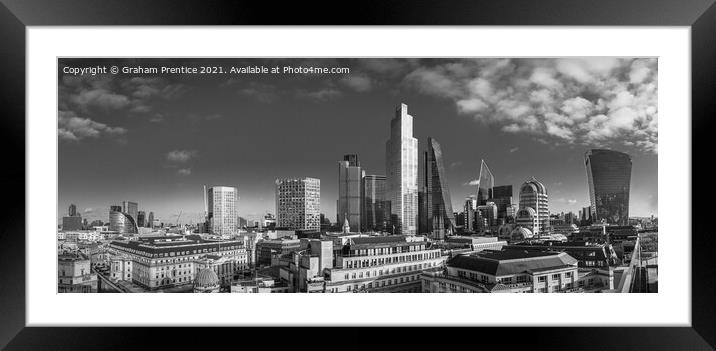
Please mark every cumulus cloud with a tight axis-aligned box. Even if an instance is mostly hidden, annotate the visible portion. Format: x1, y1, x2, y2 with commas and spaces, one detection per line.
177, 168, 192, 176
464, 179, 480, 186
58, 110, 127, 141
166, 150, 197, 163
59, 73, 187, 117
400, 58, 658, 154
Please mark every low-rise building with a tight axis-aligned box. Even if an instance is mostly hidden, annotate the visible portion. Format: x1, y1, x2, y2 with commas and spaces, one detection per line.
421, 250, 581, 293
58, 252, 98, 293
108, 234, 247, 290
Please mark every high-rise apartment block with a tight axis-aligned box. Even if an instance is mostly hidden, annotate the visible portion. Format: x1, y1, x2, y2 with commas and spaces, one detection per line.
206, 186, 239, 235
276, 177, 321, 231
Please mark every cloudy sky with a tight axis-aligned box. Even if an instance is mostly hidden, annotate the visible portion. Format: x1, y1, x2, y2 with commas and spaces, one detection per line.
58, 58, 657, 225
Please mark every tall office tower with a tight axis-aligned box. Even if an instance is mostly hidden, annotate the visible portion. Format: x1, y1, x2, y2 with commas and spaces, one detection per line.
68, 204, 78, 217
362, 175, 388, 232
337, 154, 363, 231
275, 177, 321, 231
109, 205, 138, 234
490, 185, 513, 220
518, 177, 550, 235
206, 186, 239, 235
476, 160, 494, 206
137, 211, 146, 227
147, 212, 155, 229
425, 137, 455, 239
585, 149, 633, 225
122, 201, 138, 224
464, 196, 477, 232
385, 103, 418, 235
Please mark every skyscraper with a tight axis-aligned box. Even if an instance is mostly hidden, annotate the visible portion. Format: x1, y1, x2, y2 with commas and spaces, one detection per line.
275, 177, 321, 231
425, 137, 455, 239
585, 149, 632, 225
518, 177, 550, 235
362, 174, 387, 232
109, 205, 138, 234
464, 196, 477, 232
337, 154, 363, 231
68, 204, 78, 217
476, 160, 494, 206
147, 211, 155, 229
137, 211, 146, 227
490, 185, 514, 221
385, 103, 418, 235
206, 186, 238, 235
122, 201, 138, 224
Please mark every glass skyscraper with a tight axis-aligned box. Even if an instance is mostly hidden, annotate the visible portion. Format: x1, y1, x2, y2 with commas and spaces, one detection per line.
122, 201, 138, 224
337, 154, 363, 231
109, 205, 138, 234
425, 137, 455, 239
476, 160, 494, 206
206, 186, 238, 235
585, 149, 632, 225
362, 174, 387, 232
385, 103, 418, 235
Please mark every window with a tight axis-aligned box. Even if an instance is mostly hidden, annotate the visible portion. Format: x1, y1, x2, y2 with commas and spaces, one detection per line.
552, 274, 560, 280
538, 276, 547, 283
565, 272, 572, 278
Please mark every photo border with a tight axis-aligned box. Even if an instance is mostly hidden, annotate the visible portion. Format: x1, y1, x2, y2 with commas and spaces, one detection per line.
1, 0, 714, 349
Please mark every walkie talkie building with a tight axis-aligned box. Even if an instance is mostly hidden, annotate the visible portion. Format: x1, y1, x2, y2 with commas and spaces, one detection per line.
585, 149, 632, 225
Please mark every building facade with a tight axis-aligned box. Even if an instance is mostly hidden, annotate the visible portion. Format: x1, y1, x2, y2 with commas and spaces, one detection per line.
425, 137, 456, 239
58, 252, 98, 293
337, 154, 363, 231
109, 205, 138, 234
276, 177, 321, 231
518, 177, 550, 235
108, 235, 247, 290
585, 149, 632, 225
122, 201, 138, 224
206, 186, 239, 235
421, 251, 579, 293
385, 103, 418, 235
362, 174, 388, 232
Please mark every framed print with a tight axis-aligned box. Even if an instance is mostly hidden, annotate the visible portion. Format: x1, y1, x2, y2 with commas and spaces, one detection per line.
1, 0, 714, 349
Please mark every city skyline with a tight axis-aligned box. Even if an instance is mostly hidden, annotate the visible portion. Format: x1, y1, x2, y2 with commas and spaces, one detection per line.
58, 58, 658, 224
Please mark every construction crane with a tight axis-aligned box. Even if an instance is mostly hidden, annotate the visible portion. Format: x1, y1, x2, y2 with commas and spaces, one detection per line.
175, 210, 182, 226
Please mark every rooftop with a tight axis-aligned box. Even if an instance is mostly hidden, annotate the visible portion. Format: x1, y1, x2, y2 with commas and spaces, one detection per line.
448, 250, 577, 276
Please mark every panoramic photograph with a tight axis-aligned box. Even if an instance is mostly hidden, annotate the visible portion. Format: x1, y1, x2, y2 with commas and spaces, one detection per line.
57, 57, 658, 294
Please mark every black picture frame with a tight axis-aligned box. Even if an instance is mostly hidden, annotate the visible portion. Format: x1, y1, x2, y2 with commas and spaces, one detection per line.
1, 0, 714, 349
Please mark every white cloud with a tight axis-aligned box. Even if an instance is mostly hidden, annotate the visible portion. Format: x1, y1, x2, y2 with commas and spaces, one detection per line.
177, 168, 192, 176
399, 58, 658, 154
58, 110, 127, 141
340, 75, 372, 92
166, 150, 197, 163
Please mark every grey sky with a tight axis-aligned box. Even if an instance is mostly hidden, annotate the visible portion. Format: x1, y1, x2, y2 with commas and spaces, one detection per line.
58, 58, 658, 225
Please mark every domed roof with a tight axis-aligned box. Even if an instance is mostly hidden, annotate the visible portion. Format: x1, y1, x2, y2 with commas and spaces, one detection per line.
511, 226, 534, 239
521, 177, 547, 195
516, 207, 536, 218
194, 268, 219, 288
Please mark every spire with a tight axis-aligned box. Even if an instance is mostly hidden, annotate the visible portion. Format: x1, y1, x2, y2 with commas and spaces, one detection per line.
343, 214, 351, 233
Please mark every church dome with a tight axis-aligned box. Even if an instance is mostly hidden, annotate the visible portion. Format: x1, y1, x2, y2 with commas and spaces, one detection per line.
521, 177, 547, 195
194, 268, 219, 288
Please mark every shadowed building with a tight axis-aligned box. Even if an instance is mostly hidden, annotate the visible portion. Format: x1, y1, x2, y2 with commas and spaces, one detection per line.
585, 149, 632, 225
425, 137, 455, 239
476, 160, 494, 206
385, 103, 418, 235
337, 154, 363, 231
362, 175, 388, 232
